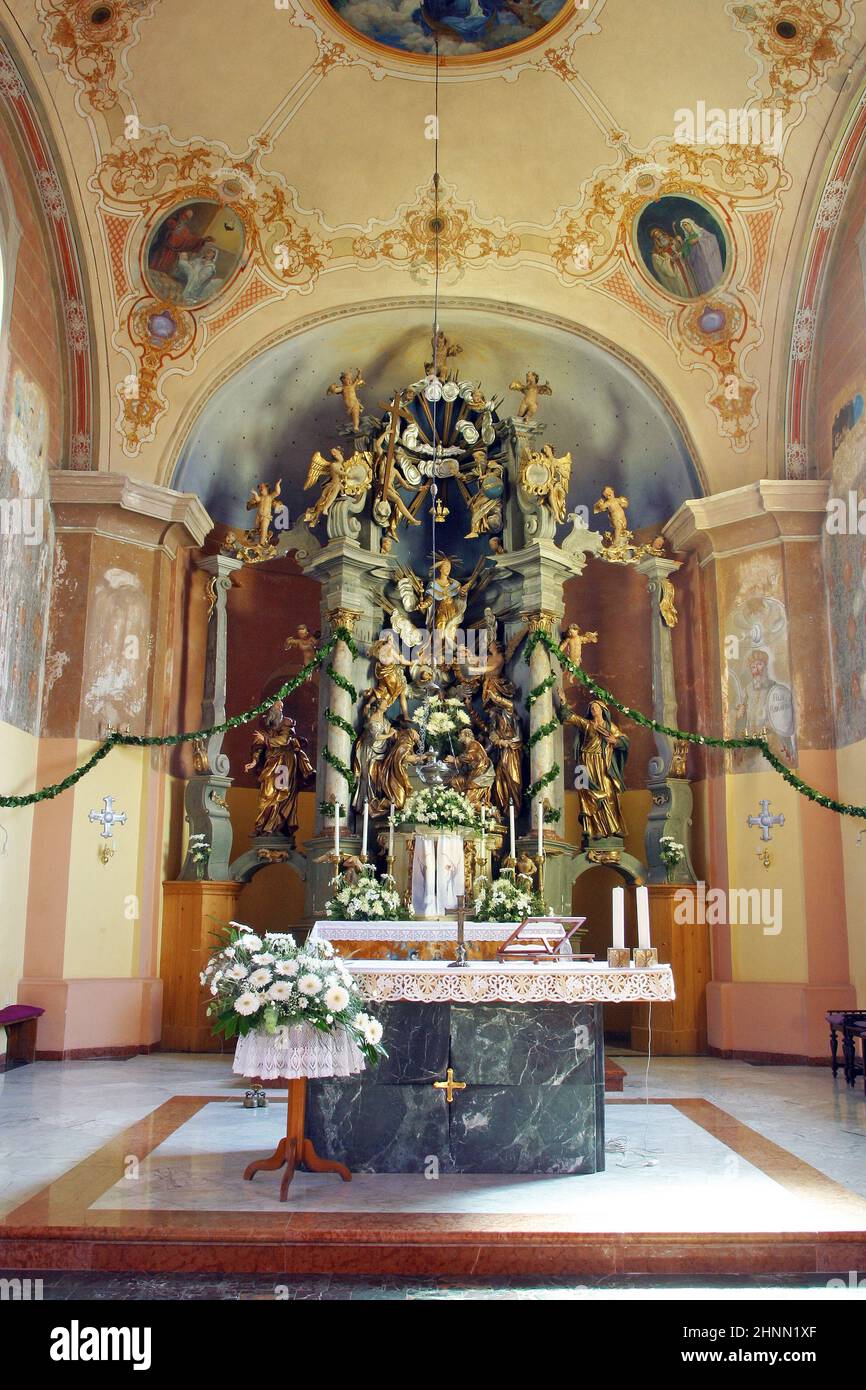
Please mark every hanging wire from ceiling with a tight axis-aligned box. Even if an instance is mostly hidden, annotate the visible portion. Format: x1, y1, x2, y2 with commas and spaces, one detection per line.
429, 34, 442, 656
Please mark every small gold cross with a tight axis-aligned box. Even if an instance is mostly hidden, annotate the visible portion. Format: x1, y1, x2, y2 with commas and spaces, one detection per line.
433, 1068, 466, 1104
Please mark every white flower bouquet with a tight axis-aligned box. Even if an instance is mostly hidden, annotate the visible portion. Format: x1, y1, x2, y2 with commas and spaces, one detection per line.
658, 835, 686, 882
397, 785, 480, 832
415, 696, 471, 754
473, 873, 547, 923
325, 865, 408, 921
201, 922, 386, 1063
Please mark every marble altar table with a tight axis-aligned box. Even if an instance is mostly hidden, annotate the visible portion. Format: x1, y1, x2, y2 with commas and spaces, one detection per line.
304, 928, 674, 1176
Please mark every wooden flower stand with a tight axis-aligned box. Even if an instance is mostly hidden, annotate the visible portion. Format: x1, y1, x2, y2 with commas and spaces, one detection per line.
243, 1076, 351, 1202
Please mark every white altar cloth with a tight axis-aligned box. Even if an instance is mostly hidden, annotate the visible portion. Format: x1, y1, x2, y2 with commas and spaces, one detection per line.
309, 920, 523, 945
411, 832, 464, 916
345, 960, 675, 1006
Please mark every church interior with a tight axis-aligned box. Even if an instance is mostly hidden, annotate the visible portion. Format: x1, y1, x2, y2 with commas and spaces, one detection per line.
1, 0, 866, 1314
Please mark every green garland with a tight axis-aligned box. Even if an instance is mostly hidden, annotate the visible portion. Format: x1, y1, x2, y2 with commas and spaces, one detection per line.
525, 672, 557, 710
321, 631, 360, 798
525, 763, 560, 804
0, 629, 356, 809
324, 709, 357, 741
524, 628, 866, 823
527, 718, 559, 750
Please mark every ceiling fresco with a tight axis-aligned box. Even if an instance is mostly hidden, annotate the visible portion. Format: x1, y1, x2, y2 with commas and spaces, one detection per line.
324, 0, 571, 58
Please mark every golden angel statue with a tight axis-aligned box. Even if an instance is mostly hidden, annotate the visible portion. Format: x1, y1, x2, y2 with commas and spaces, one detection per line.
559, 623, 598, 684
461, 614, 527, 713
303, 446, 373, 526
326, 367, 365, 430
284, 623, 319, 665
509, 370, 552, 421
246, 479, 282, 548
362, 632, 414, 722
425, 330, 462, 379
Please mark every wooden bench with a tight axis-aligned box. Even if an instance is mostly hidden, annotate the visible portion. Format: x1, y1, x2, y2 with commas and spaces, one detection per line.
827, 1009, 866, 1085
0, 1005, 44, 1070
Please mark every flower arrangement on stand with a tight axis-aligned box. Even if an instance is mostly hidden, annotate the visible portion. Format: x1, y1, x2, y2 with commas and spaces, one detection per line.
201, 923, 386, 1063
397, 786, 480, 832
325, 863, 408, 921
188, 833, 211, 880
658, 835, 685, 882
473, 872, 548, 923
414, 696, 471, 755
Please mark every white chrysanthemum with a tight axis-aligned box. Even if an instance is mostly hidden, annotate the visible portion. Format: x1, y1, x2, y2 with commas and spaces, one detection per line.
242, 934, 263, 951
276, 959, 300, 976
248, 968, 273, 990
251, 952, 275, 966
298, 973, 322, 996
363, 1017, 383, 1046
227, 963, 248, 980
223, 946, 236, 958
321, 941, 335, 957
324, 984, 350, 1013
233, 991, 262, 1016
199, 971, 208, 986
267, 981, 294, 1002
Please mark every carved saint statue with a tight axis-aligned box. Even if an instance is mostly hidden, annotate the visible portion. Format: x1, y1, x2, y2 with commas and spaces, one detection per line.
363, 633, 413, 722
394, 556, 491, 645
508, 370, 552, 421
448, 726, 495, 813
352, 706, 395, 817
244, 700, 314, 838
378, 723, 422, 812
326, 367, 365, 430
425, 330, 462, 379
464, 450, 504, 539
488, 707, 523, 820
562, 698, 629, 842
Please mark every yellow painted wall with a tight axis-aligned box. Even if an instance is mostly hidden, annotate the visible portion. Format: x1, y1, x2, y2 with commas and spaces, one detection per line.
63, 743, 148, 978
838, 739, 866, 1006
724, 770, 807, 984
0, 720, 37, 1050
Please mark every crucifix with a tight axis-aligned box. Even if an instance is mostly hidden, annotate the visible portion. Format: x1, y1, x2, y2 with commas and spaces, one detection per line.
449, 893, 468, 969
89, 795, 128, 864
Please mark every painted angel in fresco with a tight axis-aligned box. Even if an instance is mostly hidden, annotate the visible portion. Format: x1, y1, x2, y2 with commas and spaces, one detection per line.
509, 370, 552, 421
327, 368, 365, 430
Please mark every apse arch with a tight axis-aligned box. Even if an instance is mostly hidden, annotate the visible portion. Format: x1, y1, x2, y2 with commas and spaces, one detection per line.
169, 297, 704, 531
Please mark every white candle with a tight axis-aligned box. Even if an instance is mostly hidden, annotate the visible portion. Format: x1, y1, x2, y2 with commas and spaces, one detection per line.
537, 801, 544, 857
509, 802, 516, 860
480, 805, 486, 865
612, 885, 625, 949
334, 801, 340, 859
636, 885, 651, 948
362, 800, 369, 857
388, 803, 395, 858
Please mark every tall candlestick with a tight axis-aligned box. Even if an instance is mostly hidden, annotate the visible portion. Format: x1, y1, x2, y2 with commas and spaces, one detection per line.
362, 799, 369, 858
537, 800, 544, 857
388, 802, 395, 859
480, 804, 486, 867
612, 885, 625, 949
334, 801, 340, 860
509, 802, 516, 860
636, 885, 651, 948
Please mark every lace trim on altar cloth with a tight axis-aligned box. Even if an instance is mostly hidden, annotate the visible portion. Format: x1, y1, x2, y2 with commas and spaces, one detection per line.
310, 920, 519, 942
233, 1023, 366, 1080
347, 963, 675, 1005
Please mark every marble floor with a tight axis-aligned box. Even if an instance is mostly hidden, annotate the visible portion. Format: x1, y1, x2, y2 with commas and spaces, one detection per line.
2, 1051, 865, 1280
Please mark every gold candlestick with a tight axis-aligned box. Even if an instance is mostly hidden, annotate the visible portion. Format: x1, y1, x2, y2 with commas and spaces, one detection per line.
534, 853, 545, 900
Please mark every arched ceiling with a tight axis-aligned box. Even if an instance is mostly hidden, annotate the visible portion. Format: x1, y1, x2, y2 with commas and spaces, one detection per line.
172, 303, 698, 532
4, 0, 866, 491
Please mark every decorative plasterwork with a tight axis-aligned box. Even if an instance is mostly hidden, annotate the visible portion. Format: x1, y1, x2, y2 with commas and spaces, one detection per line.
730, 0, 857, 116
36, 0, 159, 112
0, 39, 93, 467
349, 181, 520, 280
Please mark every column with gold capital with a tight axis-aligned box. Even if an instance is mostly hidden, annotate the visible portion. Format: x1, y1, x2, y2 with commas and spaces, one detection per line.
635, 552, 695, 884
322, 607, 360, 816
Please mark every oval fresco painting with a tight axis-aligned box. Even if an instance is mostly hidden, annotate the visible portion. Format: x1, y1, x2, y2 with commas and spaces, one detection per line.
634, 196, 728, 301
326, 0, 569, 57
144, 200, 245, 308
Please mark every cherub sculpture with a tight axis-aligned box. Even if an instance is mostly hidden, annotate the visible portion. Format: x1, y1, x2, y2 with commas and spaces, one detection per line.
593, 485, 630, 549
509, 370, 552, 421
425, 330, 462, 379
284, 623, 319, 666
326, 368, 365, 430
560, 623, 598, 684
303, 446, 373, 526
246, 479, 282, 548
